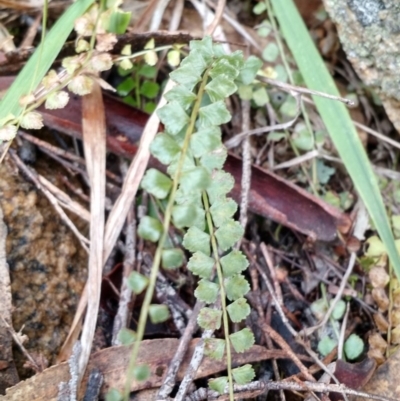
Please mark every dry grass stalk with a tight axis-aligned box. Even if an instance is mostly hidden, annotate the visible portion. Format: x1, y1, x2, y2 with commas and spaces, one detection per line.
77, 81, 106, 386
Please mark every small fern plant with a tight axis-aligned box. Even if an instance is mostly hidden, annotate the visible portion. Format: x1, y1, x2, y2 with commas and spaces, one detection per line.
134, 36, 263, 398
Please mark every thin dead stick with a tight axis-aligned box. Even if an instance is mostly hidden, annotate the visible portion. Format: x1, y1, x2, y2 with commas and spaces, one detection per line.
186, 379, 398, 401
103, 79, 175, 264
9, 151, 90, 252
37, 174, 91, 222
19, 12, 41, 49
353, 120, 400, 150
190, 0, 230, 53
19, 131, 122, 184
77, 82, 106, 385
142, 253, 192, 333
175, 329, 214, 401
265, 305, 286, 401
224, 94, 301, 149
257, 75, 354, 106
299, 202, 369, 336
158, 301, 205, 399
247, 244, 347, 399
0, 315, 40, 372
300, 253, 356, 338
19, 131, 85, 163
337, 302, 350, 360
111, 208, 136, 345
205, 0, 226, 36
150, 0, 172, 30
239, 99, 251, 231
260, 243, 283, 305
272, 149, 319, 170
260, 322, 315, 382
204, 0, 262, 51
249, 246, 297, 338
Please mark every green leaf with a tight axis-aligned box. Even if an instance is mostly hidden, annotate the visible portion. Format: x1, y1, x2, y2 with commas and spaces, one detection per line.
195, 279, 219, 303
272, 0, 400, 281
183, 226, 210, 256
187, 251, 215, 278
180, 51, 209, 76
175, 186, 203, 206
239, 55, 263, 85
318, 336, 337, 356
117, 76, 135, 96
0, 0, 95, 126
253, 86, 269, 106
209, 58, 240, 80
164, 85, 197, 110
138, 64, 157, 79
167, 151, 196, 177
106, 388, 123, 401
220, 250, 249, 278
310, 298, 327, 320
365, 236, 386, 257
253, 2, 267, 14
210, 198, 237, 227
198, 101, 231, 128
134, 365, 150, 381
197, 307, 222, 330
141, 168, 172, 199
127, 271, 148, 294
215, 220, 244, 251
331, 299, 346, 320
144, 102, 156, 114
225, 274, 250, 301
140, 81, 160, 99
161, 248, 184, 269
170, 63, 201, 88
227, 298, 251, 323
180, 166, 211, 192
204, 338, 226, 360
207, 171, 235, 204
393, 215, 400, 238
190, 36, 214, 64
108, 9, 131, 34
344, 334, 364, 360
209, 376, 228, 394
157, 101, 189, 135
205, 75, 237, 102
230, 328, 255, 353
190, 126, 222, 158
316, 160, 336, 184
292, 124, 313, 151
224, 51, 245, 69
138, 216, 163, 242
149, 304, 170, 323
238, 84, 253, 100
150, 133, 181, 165
232, 364, 255, 385
280, 95, 298, 117
172, 204, 205, 229
200, 147, 227, 172
117, 328, 136, 345
262, 43, 279, 62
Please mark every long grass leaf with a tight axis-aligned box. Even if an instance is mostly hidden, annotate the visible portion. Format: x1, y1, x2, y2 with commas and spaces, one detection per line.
0, 0, 95, 123
271, 0, 400, 278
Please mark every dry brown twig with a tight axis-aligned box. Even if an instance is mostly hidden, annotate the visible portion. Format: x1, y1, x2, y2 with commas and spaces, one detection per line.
186, 379, 398, 401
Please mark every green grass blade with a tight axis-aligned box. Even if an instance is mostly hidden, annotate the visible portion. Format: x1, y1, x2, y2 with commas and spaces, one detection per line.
271, 0, 400, 278
0, 0, 95, 124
